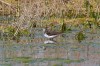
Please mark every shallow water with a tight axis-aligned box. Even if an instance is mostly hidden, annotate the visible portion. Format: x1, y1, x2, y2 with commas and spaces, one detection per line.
0, 28, 100, 66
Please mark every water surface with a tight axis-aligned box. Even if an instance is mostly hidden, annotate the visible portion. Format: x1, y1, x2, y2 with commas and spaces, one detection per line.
0, 28, 100, 66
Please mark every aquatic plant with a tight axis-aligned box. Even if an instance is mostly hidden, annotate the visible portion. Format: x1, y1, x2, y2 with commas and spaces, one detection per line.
75, 31, 86, 43
61, 22, 66, 32
13, 57, 32, 63
53, 64, 63, 66
65, 58, 85, 64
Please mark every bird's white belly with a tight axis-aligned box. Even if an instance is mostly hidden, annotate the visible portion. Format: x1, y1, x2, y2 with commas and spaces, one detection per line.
44, 33, 57, 38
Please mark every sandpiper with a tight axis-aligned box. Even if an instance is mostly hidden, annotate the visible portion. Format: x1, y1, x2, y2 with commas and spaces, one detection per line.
43, 27, 62, 40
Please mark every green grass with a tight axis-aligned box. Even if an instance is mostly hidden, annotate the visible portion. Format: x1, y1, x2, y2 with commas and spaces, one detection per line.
4, 56, 85, 64
13, 57, 32, 63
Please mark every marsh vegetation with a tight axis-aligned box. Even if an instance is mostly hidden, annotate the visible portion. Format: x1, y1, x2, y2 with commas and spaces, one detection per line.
0, 0, 100, 66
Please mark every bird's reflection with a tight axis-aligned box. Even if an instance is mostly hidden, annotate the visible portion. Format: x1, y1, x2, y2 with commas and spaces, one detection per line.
39, 46, 46, 50
44, 40, 57, 44
39, 40, 57, 50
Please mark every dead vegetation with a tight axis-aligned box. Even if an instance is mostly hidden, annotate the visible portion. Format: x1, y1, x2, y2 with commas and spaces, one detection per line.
0, 0, 100, 39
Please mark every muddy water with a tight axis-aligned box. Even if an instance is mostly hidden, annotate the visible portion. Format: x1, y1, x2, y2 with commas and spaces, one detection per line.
0, 28, 100, 66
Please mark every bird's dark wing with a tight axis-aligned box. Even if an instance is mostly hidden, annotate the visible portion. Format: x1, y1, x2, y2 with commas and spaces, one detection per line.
46, 30, 62, 36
